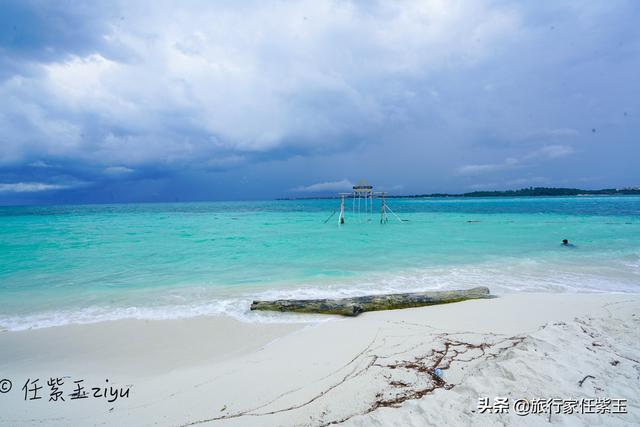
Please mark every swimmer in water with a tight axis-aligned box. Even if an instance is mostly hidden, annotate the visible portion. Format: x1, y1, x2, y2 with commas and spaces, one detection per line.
562, 239, 575, 247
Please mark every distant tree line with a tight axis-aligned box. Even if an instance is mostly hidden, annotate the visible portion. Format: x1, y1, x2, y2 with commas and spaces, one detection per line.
395, 187, 640, 198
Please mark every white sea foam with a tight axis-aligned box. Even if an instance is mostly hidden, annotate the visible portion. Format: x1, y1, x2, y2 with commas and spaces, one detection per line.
0, 298, 336, 331
1, 256, 638, 331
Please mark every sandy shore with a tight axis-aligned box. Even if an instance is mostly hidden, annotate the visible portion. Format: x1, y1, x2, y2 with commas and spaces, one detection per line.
0, 293, 638, 426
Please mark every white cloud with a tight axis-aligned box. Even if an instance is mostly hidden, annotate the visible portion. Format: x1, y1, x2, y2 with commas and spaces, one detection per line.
458, 145, 574, 175
526, 144, 575, 159
45, 54, 118, 104
0, 182, 71, 193
292, 179, 354, 193
457, 157, 519, 175
103, 166, 134, 175
28, 160, 53, 168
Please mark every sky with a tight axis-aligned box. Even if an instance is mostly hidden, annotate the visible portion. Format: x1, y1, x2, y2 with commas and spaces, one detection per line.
0, 0, 639, 204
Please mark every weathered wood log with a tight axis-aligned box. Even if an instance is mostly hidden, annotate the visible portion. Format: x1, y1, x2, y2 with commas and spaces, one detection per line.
250, 286, 491, 317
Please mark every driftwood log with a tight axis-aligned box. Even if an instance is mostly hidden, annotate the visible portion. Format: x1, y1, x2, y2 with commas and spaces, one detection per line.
250, 286, 491, 317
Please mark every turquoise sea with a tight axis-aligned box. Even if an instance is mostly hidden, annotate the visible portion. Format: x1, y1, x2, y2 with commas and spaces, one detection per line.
1, 196, 639, 330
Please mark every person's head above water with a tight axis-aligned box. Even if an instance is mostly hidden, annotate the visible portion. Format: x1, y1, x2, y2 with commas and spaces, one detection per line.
562, 239, 569, 245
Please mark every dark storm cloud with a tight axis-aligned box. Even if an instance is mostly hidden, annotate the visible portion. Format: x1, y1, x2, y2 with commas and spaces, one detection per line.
0, 1, 120, 78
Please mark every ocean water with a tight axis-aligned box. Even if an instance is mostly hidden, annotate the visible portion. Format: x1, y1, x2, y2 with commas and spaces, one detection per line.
1, 196, 639, 330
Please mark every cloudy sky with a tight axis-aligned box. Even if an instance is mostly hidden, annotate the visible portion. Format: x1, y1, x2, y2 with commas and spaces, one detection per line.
0, 0, 638, 204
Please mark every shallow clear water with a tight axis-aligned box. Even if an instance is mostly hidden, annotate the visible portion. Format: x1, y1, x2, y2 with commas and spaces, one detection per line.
1, 196, 639, 330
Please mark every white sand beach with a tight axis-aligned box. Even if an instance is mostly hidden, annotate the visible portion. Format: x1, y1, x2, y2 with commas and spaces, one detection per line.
0, 293, 638, 426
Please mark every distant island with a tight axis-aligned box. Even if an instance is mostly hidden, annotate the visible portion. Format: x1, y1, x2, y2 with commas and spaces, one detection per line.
396, 187, 640, 198
280, 187, 640, 200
